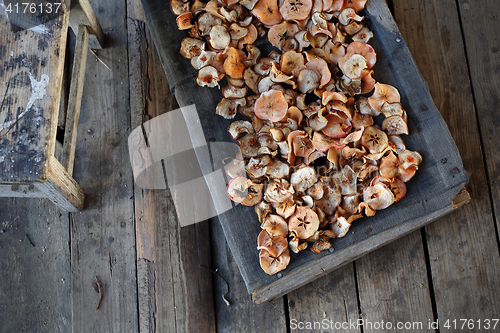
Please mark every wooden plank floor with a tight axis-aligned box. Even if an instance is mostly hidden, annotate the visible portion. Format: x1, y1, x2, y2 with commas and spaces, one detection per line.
0, 0, 499, 332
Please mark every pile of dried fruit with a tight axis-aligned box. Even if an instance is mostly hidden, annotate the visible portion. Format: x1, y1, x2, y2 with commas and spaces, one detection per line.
174, 0, 422, 274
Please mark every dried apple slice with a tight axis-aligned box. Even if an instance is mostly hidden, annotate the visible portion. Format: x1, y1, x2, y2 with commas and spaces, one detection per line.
322, 114, 352, 138
296, 67, 321, 93
259, 248, 290, 275
361, 126, 389, 154
265, 179, 295, 203
216, 97, 246, 119
305, 58, 331, 86
341, 0, 367, 13
383, 115, 409, 135
238, 134, 260, 158
290, 166, 318, 192
196, 65, 220, 88
341, 54, 367, 79
338, 41, 376, 70
288, 207, 320, 239
252, 0, 282, 26
280, 0, 313, 21
262, 214, 289, 237
255, 201, 272, 223
276, 199, 297, 219
332, 216, 350, 238
368, 83, 401, 112
312, 131, 344, 151
316, 184, 341, 214
228, 120, 254, 139
254, 89, 288, 121
363, 183, 395, 210
268, 21, 300, 50
224, 47, 246, 79
332, 165, 357, 195
280, 50, 305, 75
180, 37, 205, 59
227, 176, 263, 206
257, 230, 288, 257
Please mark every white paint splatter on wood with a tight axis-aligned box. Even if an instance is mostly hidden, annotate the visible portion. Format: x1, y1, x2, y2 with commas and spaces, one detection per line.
0, 72, 49, 132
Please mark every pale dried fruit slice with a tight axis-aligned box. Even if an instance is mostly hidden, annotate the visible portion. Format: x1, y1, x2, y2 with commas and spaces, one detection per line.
228, 23, 249, 40
397, 166, 417, 183
344, 20, 363, 36
227, 176, 263, 206
341, 0, 367, 13
246, 156, 270, 178
352, 26, 374, 43
254, 57, 275, 76
338, 7, 363, 25
292, 133, 315, 158
290, 166, 318, 192
368, 83, 401, 112
216, 97, 246, 119
372, 176, 407, 202
228, 120, 254, 139
238, 24, 259, 49
322, 91, 348, 105
356, 96, 380, 116
296, 67, 321, 93
315, 184, 341, 214
191, 50, 216, 69
381, 102, 404, 118
255, 201, 272, 223
197, 13, 222, 36
312, 131, 344, 151
259, 248, 290, 275
383, 115, 409, 135
332, 216, 350, 238
399, 149, 423, 170
196, 66, 220, 88
388, 135, 406, 153
361, 126, 389, 154
176, 13, 194, 30
209, 25, 231, 49
257, 230, 288, 257
252, 0, 282, 26
288, 206, 320, 239
305, 58, 331, 87
223, 84, 248, 99
270, 62, 294, 83
224, 47, 246, 79
323, 40, 345, 65
280, 0, 313, 21
380, 151, 399, 179
287, 106, 303, 125
244, 67, 261, 94
306, 182, 325, 200
352, 111, 373, 130
322, 114, 352, 138
332, 165, 357, 195
363, 183, 395, 210
341, 54, 368, 79
266, 159, 290, 178
276, 199, 297, 219
180, 37, 205, 59
280, 50, 305, 75
262, 214, 289, 237
360, 69, 376, 93
170, 0, 190, 16
254, 89, 288, 121
338, 41, 376, 70
265, 179, 295, 203
238, 134, 260, 158
225, 159, 245, 178
268, 21, 300, 50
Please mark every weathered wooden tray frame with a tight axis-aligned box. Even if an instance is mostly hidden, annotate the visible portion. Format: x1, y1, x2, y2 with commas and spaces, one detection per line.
140, 0, 470, 304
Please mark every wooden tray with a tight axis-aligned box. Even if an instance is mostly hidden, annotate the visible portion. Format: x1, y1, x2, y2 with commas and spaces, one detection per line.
140, 0, 470, 304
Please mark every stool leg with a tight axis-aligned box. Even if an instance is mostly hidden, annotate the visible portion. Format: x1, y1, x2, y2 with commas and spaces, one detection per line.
63, 24, 89, 176
69, 0, 105, 49
35, 156, 85, 212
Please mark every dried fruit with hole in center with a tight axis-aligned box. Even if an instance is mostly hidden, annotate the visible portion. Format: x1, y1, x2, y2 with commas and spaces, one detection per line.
227, 176, 263, 206
361, 126, 389, 154
259, 248, 290, 275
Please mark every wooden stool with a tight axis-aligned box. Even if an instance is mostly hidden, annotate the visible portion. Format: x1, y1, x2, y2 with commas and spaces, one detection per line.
0, 0, 104, 211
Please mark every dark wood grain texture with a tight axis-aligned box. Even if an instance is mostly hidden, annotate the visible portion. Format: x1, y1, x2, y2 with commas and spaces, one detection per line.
356, 232, 434, 332
127, 8, 216, 332
69, 0, 139, 331
0, 199, 71, 333
393, 0, 500, 325
287, 264, 361, 333
457, 0, 500, 240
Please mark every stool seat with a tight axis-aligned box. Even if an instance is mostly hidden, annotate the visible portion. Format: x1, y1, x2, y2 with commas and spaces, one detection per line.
0, 0, 104, 211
